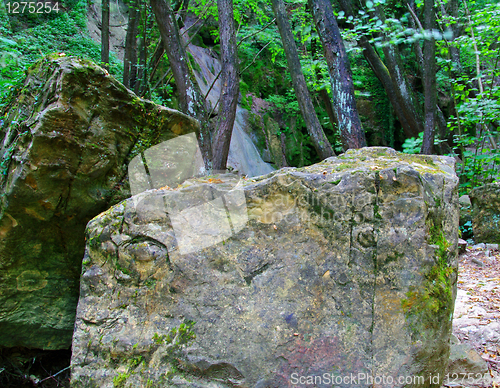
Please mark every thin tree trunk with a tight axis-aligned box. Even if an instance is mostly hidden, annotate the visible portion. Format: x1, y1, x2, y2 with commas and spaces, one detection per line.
319, 88, 338, 131
135, 37, 145, 94
271, 0, 334, 160
373, 6, 425, 137
149, 39, 165, 83
150, 0, 213, 169
101, 0, 110, 69
212, 0, 239, 171
309, 0, 366, 150
448, 0, 462, 75
407, 1, 424, 72
337, 0, 422, 139
124, 0, 139, 88
421, 0, 437, 154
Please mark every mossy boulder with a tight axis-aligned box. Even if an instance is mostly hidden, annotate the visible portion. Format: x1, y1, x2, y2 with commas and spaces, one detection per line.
470, 182, 500, 243
0, 55, 199, 349
71, 147, 459, 387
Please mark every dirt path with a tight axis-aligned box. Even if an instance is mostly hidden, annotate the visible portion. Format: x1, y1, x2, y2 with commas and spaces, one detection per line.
448, 244, 500, 387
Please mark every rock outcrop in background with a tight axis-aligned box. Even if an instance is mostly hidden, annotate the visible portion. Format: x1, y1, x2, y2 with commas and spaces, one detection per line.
71, 147, 459, 387
0, 55, 199, 349
470, 182, 500, 244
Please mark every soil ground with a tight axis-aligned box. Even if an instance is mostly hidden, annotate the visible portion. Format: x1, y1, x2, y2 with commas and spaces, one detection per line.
446, 244, 500, 388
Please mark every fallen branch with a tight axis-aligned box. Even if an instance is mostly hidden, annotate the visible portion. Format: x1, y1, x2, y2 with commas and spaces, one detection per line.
483, 357, 500, 365
38, 365, 71, 383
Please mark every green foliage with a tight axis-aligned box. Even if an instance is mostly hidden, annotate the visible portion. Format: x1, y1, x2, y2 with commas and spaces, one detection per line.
402, 132, 424, 154
460, 220, 473, 239
445, 2, 500, 195
0, 39, 24, 108
0, 0, 123, 111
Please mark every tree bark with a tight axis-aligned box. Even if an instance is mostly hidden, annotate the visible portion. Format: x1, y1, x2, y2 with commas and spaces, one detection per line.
373, 6, 425, 138
124, 0, 139, 88
211, 0, 239, 171
271, 0, 334, 160
421, 0, 437, 154
149, 39, 165, 83
309, 0, 366, 150
150, 0, 213, 169
337, 0, 423, 139
101, 0, 110, 70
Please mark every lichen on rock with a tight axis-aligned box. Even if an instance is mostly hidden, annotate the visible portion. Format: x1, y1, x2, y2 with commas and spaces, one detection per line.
470, 182, 500, 244
71, 147, 459, 387
0, 55, 199, 349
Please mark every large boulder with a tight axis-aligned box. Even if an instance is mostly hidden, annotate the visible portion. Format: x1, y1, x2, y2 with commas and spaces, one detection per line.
0, 55, 199, 349
470, 182, 500, 243
71, 147, 459, 387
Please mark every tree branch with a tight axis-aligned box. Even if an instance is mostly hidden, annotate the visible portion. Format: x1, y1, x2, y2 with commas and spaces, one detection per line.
237, 18, 276, 47
239, 40, 273, 75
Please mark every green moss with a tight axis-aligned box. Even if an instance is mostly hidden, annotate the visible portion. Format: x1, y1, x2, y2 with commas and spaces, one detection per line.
188, 52, 201, 73
401, 216, 455, 336
113, 372, 130, 388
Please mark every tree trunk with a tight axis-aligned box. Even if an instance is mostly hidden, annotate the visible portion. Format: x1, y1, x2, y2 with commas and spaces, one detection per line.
271, 0, 334, 160
447, 0, 463, 75
337, 0, 423, 139
421, 0, 437, 154
101, 0, 110, 70
357, 37, 418, 138
211, 0, 239, 171
150, 0, 213, 169
309, 0, 366, 150
124, 0, 139, 88
149, 39, 165, 83
135, 37, 145, 94
373, 5, 425, 138
136, 4, 150, 98
319, 88, 338, 132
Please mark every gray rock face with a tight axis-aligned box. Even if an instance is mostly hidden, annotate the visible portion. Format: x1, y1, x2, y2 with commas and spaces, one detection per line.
446, 343, 490, 384
0, 55, 199, 349
70, 147, 459, 387
470, 182, 500, 243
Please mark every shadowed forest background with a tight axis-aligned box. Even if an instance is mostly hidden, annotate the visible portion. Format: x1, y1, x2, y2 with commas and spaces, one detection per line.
1, 0, 499, 203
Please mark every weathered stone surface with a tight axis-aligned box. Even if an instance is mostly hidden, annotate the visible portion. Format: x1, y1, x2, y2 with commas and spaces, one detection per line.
0, 55, 199, 349
71, 147, 459, 387
470, 182, 500, 243
446, 342, 490, 385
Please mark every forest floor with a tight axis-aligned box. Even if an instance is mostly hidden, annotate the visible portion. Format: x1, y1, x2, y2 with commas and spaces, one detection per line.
447, 244, 500, 388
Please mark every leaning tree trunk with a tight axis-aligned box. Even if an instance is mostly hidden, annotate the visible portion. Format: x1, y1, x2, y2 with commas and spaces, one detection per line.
101, 0, 110, 69
309, 0, 366, 150
150, 0, 213, 169
337, 0, 423, 139
212, 0, 239, 171
421, 0, 437, 154
373, 6, 425, 138
271, 0, 334, 160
